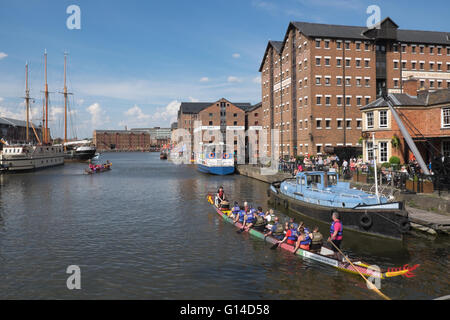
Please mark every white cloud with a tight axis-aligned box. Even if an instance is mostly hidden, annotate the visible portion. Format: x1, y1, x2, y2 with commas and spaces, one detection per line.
0, 104, 39, 122
232, 53, 241, 59
87, 102, 109, 127
124, 105, 150, 120
227, 76, 242, 83
151, 100, 181, 123
252, 77, 261, 84
0, 52, 7, 60
119, 101, 180, 128
200, 77, 209, 83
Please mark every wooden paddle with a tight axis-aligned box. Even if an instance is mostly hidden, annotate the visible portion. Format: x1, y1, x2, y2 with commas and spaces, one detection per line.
328, 240, 391, 300
270, 241, 280, 250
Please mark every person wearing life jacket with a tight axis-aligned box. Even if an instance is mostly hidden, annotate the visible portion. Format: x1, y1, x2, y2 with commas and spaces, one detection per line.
278, 223, 298, 246
264, 216, 284, 240
230, 201, 240, 219
252, 210, 267, 232
293, 227, 311, 253
241, 208, 256, 231
215, 187, 226, 206
289, 217, 299, 231
256, 207, 265, 217
234, 207, 246, 225
264, 209, 276, 230
327, 211, 343, 260
309, 226, 323, 252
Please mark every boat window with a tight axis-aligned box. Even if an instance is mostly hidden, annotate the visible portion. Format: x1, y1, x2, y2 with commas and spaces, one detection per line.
307, 175, 321, 188
327, 174, 338, 186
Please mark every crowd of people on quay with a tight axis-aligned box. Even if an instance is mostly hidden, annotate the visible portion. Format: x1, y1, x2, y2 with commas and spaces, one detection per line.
214, 187, 344, 260
278, 154, 435, 190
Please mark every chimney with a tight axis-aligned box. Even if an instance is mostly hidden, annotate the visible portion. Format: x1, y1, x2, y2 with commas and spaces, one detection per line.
403, 77, 419, 96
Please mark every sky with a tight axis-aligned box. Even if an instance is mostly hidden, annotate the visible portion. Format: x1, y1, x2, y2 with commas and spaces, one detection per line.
1, 0, 449, 139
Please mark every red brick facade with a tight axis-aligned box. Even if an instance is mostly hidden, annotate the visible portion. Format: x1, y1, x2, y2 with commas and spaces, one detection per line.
260, 19, 450, 159
93, 130, 150, 152
360, 87, 450, 164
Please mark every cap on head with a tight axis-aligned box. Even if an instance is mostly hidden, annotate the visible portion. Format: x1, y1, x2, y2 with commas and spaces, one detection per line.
244, 202, 248, 207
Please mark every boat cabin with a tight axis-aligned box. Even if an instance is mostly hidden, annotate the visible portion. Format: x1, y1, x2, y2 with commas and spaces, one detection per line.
280, 171, 386, 208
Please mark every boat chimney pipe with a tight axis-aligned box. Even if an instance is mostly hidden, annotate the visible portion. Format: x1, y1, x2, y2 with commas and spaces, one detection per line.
372, 133, 380, 204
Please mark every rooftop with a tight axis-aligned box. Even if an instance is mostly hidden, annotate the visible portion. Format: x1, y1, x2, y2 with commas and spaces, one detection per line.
360, 89, 450, 110
178, 101, 252, 114
0, 116, 40, 128
260, 17, 450, 71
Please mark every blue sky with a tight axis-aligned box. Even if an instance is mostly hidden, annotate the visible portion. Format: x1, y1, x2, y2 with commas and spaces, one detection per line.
1, 0, 449, 139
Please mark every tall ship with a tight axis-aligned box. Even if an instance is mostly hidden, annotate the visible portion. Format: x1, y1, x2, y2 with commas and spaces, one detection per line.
59, 53, 96, 162
0, 51, 65, 171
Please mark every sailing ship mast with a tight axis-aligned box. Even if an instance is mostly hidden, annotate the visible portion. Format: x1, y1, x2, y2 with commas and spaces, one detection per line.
24, 62, 31, 142
44, 50, 49, 145
63, 53, 68, 150
60, 52, 72, 151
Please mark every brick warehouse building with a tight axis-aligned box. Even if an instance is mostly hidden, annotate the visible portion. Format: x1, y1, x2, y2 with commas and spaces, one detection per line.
93, 130, 150, 152
259, 18, 450, 158
176, 98, 261, 158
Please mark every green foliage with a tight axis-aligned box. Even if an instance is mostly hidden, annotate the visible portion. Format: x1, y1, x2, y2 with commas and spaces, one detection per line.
381, 162, 391, 168
391, 135, 400, 149
296, 156, 305, 163
389, 156, 401, 165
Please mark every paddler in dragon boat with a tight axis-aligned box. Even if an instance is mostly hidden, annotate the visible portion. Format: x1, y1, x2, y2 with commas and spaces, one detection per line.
234, 201, 249, 225
241, 206, 267, 232
264, 216, 285, 240
229, 201, 241, 219
293, 226, 312, 253
277, 222, 299, 247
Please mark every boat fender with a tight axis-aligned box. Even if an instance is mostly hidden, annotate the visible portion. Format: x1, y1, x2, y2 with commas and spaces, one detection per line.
399, 219, 410, 233
284, 200, 288, 209
359, 213, 373, 229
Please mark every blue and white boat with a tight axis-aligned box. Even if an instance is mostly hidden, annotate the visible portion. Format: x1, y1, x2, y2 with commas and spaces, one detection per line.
268, 171, 410, 240
196, 152, 234, 175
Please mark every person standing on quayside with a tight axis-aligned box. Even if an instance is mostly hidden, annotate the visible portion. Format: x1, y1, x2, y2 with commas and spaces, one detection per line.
328, 211, 343, 260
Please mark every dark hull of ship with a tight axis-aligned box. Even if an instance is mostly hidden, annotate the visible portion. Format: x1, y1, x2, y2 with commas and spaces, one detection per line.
64, 149, 97, 161
268, 185, 410, 241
